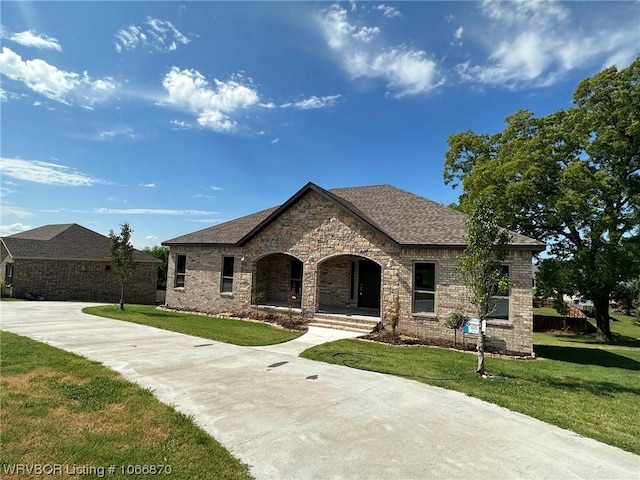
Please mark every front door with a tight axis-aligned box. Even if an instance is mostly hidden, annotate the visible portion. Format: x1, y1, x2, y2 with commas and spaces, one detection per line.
358, 260, 381, 309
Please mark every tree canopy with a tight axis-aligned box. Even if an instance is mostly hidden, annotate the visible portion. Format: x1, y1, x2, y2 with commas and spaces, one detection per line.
143, 245, 169, 289
444, 57, 640, 342
109, 223, 137, 311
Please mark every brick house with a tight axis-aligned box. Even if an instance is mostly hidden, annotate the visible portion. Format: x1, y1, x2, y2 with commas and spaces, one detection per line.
1, 224, 159, 304
163, 183, 545, 354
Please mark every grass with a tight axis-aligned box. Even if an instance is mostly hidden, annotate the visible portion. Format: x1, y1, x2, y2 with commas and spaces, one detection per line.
83, 304, 302, 346
301, 312, 640, 455
0, 330, 252, 480
533, 306, 563, 317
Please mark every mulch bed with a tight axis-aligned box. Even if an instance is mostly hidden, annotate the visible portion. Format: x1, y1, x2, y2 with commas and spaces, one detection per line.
362, 329, 531, 358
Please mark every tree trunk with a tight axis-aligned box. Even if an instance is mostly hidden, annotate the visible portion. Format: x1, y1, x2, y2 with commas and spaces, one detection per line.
119, 282, 125, 311
593, 294, 613, 342
476, 331, 485, 375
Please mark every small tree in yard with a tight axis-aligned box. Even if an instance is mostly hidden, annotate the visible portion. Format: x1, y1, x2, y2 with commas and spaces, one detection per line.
445, 310, 469, 347
109, 223, 137, 311
457, 203, 512, 375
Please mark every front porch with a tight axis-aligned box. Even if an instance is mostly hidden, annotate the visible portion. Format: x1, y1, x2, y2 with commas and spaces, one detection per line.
253, 303, 380, 334
252, 252, 384, 334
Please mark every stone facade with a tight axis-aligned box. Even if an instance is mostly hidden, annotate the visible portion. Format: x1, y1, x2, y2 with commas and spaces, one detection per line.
165, 190, 537, 354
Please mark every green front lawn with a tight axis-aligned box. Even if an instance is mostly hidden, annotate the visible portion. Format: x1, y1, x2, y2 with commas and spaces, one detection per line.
301, 312, 640, 455
0, 331, 252, 479
83, 305, 302, 346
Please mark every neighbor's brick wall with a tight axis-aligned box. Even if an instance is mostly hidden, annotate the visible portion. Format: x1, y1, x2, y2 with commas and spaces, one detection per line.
0, 243, 12, 285
165, 189, 536, 354
7, 259, 157, 304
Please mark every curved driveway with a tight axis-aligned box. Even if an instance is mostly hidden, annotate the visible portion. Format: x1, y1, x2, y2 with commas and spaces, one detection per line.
1, 302, 638, 479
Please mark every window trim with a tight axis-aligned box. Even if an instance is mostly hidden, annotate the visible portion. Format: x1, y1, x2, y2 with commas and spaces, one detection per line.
5, 262, 14, 286
174, 254, 186, 288
412, 261, 436, 314
221, 256, 235, 294
488, 265, 510, 321
289, 258, 303, 298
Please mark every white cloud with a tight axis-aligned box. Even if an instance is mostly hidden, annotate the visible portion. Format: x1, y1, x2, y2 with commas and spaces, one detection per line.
93, 207, 218, 215
162, 67, 260, 132
94, 127, 138, 141
145, 235, 157, 240
140, 183, 156, 188
115, 17, 190, 53
271, 137, 280, 144
481, 0, 568, 25
170, 119, 192, 130
0, 223, 32, 236
322, 5, 443, 96
97, 127, 136, 141
0, 157, 101, 186
209, 186, 224, 191
281, 94, 341, 110
454, 26, 464, 40
374, 4, 401, 18
7, 29, 62, 51
459, 0, 639, 88
1, 205, 32, 218
0, 47, 116, 105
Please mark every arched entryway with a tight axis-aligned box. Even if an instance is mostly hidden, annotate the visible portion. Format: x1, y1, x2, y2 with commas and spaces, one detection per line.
254, 253, 303, 308
316, 255, 381, 317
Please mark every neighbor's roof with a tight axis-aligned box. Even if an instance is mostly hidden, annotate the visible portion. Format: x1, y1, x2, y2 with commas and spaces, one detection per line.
2, 224, 160, 262
162, 183, 545, 251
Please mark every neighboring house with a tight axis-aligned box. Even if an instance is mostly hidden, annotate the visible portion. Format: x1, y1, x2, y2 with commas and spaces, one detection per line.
1, 224, 159, 304
162, 183, 545, 354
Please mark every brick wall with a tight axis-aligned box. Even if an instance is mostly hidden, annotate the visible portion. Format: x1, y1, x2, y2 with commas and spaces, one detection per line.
165, 190, 536, 354
7, 258, 157, 304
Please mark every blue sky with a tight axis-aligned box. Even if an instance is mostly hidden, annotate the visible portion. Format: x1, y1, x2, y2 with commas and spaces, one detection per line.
1, 1, 638, 248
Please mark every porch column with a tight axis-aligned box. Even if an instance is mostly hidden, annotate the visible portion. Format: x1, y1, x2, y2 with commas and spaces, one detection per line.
381, 258, 402, 325
301, 260, 317, 320
236, 255, 253, 311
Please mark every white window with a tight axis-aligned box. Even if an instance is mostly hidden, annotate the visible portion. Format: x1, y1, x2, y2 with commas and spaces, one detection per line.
489, 265, 510, 320
175, 255, 186, 288
221, 256, 234, 293
413, 262, 435, 313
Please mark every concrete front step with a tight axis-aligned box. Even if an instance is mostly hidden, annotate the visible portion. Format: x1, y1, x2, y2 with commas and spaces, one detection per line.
308, 315, 379, 334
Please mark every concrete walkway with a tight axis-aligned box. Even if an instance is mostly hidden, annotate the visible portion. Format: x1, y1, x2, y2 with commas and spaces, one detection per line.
1, 302, 638, 479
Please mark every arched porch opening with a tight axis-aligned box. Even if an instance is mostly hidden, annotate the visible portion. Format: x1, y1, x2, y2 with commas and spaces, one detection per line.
316, 255, 381, 318
254, 253, 303, 308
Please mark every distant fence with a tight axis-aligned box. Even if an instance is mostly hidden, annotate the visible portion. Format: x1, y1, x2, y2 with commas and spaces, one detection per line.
533, 315, 596, 333
156, 289, 166, 305
533, 297, 596, 332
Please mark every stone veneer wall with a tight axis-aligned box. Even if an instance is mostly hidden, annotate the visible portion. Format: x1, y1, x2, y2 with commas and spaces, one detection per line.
165, 190, 535, 354
6, 258, 157, 304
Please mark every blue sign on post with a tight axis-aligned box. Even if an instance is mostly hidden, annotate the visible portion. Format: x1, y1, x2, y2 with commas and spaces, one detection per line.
463, 318, 480, 334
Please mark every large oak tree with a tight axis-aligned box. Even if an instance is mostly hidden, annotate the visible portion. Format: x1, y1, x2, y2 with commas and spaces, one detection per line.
444, 57, 640, 342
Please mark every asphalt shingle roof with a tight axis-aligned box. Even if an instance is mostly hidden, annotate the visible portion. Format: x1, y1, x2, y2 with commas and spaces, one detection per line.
162, 183, 545, 251
2, 224, 160, 262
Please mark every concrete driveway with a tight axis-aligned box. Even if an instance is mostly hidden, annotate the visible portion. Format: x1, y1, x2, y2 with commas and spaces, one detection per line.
1, 301, 638, 479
